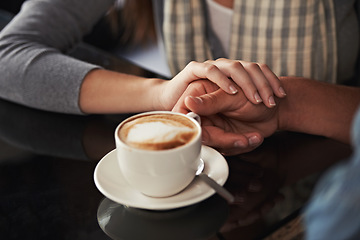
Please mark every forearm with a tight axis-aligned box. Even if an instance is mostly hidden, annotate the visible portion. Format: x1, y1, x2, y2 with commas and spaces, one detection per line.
278, 77, 360, 144
0, 0, 115, 114
79, 69, 167, 114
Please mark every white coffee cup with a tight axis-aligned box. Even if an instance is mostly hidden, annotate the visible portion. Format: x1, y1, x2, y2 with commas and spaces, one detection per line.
114, 111, 202, 198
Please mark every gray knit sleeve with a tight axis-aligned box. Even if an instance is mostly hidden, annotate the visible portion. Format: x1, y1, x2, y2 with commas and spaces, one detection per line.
0, 0, 114, 114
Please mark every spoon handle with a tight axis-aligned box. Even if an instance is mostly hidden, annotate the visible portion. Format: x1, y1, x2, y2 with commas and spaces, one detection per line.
198, 173, 235, 203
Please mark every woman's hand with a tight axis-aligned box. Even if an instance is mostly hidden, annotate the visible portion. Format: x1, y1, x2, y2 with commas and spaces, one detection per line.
158, 59, 286, 110
172, 80, 281, 155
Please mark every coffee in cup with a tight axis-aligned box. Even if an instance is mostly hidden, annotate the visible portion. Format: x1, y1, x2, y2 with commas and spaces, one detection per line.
118, 113, 198, 151
115, 111, 202, 198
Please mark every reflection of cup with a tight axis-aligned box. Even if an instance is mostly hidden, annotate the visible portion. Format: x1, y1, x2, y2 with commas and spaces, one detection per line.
115, 111, 202, 198
97, 196, 228, 240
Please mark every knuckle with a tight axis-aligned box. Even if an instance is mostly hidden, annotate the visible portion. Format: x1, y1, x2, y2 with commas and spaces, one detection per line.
228, 60, 242, 69
260, 86, 274, 97
258, 79, 272, 88
246, 62, 260, 71
258, 63, 269, 70
204, 63, 218, 74
215, 57, 226, 62
186, 61, 198, 68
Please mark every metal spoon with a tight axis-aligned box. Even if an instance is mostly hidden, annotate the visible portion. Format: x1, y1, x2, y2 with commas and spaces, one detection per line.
196, 159, 235, 203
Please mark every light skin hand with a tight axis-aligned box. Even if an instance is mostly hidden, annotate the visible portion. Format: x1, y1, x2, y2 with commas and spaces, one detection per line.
79, 66, 240, 114
173, 80, 280, 155
212, 58, 287, 107
80, 59, 285, 114
158, 59, 287, 111
80, 61, 242, 114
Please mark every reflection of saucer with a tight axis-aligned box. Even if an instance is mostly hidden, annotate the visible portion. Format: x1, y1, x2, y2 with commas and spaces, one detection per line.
97, 196, 228, 240
94, 146, 229, 210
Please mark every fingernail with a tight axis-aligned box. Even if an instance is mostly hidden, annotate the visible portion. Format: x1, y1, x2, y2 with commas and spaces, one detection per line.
249, 135, 260, 146
254, 92, 262, 103
268, 96, 276, 106
189, 96, 203, 104
234, 140, 247, 148
279, 87, 287, 96
229, 85, 238, 94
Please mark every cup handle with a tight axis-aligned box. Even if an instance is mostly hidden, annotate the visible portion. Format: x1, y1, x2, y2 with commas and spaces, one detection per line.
186, 112, 201, 125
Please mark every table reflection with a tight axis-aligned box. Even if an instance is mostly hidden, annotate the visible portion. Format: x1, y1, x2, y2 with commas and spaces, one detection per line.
97, 196, 228, 240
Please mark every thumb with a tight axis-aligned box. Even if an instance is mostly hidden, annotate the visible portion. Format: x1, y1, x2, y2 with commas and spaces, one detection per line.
185, 89, 241, 115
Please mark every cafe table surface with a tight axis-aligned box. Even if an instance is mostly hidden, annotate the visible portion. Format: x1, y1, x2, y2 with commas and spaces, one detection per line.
0, 43, 353, 240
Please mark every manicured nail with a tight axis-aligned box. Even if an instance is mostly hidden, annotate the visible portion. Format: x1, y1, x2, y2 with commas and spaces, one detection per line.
229, 85, 238, 94
254, 92, 262, 103
249, 135, 260, 146
279, 87, 287, 96
268, 96, 276, 106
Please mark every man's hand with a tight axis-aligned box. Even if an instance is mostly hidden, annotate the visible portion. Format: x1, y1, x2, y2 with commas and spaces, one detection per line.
173, 80, 281, 155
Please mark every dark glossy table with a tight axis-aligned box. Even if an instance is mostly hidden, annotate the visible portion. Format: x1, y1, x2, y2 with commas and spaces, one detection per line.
0, 43, 353, 240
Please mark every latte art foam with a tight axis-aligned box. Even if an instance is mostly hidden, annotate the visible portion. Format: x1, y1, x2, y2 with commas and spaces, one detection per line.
119, 114, 198, 150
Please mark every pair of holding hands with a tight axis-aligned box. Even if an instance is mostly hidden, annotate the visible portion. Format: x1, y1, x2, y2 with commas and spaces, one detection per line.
169, 58, 287, 155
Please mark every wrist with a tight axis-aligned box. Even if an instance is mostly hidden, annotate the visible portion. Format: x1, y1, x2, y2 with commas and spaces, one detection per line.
277, 76, 308, 132
80, 69, 168, 114
276, 76, 360, 143
277, 77, 294, 132
147, 78, 170, 111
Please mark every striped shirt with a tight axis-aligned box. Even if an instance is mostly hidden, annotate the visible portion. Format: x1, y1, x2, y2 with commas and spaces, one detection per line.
163, 0, 338, 83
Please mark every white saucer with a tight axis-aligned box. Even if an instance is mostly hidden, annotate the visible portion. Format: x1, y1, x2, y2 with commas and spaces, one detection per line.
94, 145, 229, 210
